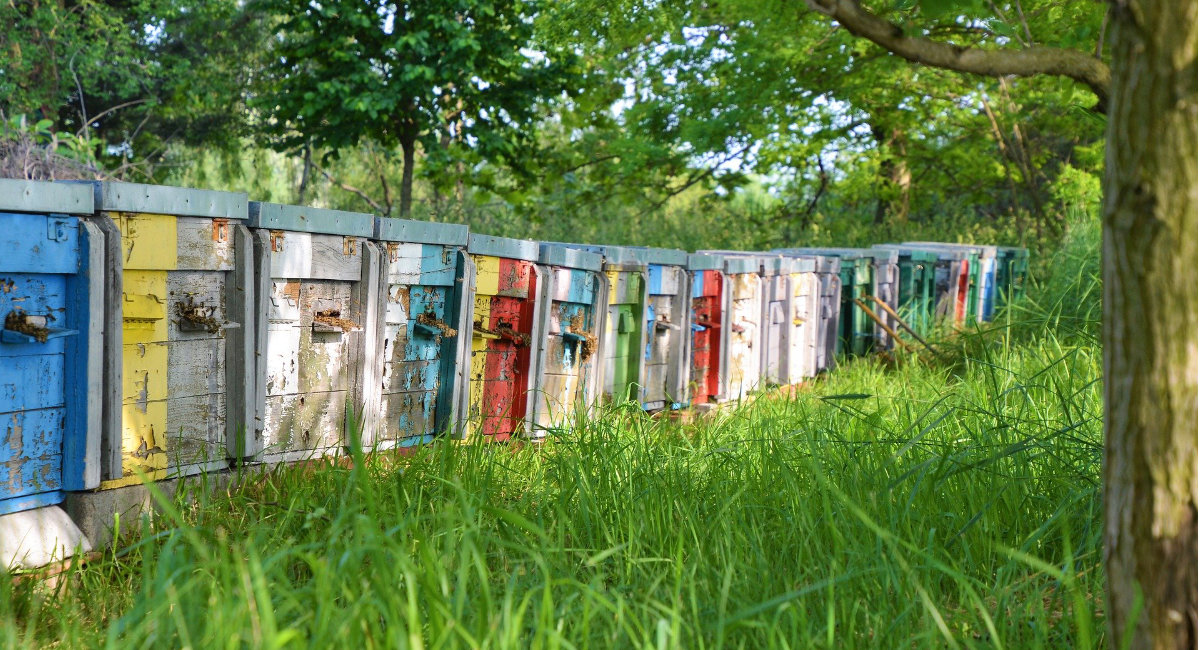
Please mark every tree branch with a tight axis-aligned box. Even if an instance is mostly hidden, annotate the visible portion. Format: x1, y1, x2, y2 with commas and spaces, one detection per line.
804, 0, 1110, 107
313, 162, 387, 214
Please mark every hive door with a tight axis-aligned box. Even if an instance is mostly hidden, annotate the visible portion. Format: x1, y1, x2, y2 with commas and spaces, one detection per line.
0, 214, 100, 513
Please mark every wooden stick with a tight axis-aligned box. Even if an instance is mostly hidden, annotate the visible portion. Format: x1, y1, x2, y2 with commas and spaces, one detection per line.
867, 294, 941, 355
853, 298, 914, 352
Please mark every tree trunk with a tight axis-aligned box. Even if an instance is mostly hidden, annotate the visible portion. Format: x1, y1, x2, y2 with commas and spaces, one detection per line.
1102, 0, 1197, 647
871, 124, 911, 225
399, 134, 416, 218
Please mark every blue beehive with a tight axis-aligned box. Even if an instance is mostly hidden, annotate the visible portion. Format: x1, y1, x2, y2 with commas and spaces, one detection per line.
369, 217, 472, 447
0, 180, 108, 515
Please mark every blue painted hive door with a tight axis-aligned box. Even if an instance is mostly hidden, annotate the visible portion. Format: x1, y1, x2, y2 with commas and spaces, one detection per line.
377, 242, 464, 446
0, 212, 102, 515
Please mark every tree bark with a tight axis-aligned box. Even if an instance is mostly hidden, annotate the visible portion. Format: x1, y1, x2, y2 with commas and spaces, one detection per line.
1102, 0, 1197, 647
804, 0, 1112, 106
399, 133, 416, 218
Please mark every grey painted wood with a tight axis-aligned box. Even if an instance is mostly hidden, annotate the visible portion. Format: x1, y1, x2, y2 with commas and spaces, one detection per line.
527, 263, 557, 434
249, 202, 374, 237
266, 232, 364, 281
351, 241, 383, 449
373, 216, 468, 246
176, 217, 236, 271
538, 244, 603, 271
225, 225, 258, 461
687, 253, 723, 271
668, 271, 691, 404
447, 252, 476, 437
94, 182, 248, 219
521, 264, 549, 433
80, 220, 105, 488
92, 216, 124, 481
0, 179, 94, 214
467, 233, 540, 262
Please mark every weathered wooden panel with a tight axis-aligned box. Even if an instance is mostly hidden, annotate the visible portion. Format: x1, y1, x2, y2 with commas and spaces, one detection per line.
380, 390, 436, 443
261, 391, 347, 457
727, 273, 763, 399
268, 232, 362, 281
384, 359, 440, 393
384, 242, 424, 285
789, 272, 820, 382
0, 408, 65, 508
112, 212, 177, 271
175, 217, 235, 271
465, 254, 538, 440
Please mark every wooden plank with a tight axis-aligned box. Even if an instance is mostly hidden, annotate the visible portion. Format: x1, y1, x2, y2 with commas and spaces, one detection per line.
91, 216, 124, 481
175, 217, 235, 271
378, 389, 436, 442
261, 391, 347, 456
66, 219, 104, 490
225, 225, 257, 460
0, 212, 79, 274
0, 179, 93, 214
112, 212, 177, 272
0, 408, 65, 508
164, 391, 226, 469
417, 244, 459, 286
351, 241, 382, 448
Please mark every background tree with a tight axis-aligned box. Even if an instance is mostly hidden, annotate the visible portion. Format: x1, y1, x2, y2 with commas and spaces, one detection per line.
792, 0, 1195, 645
251, 0, 578, 216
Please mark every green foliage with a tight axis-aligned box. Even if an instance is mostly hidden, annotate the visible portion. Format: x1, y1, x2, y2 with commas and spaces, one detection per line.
0, 0, 267, 178
2, 232, 1104, 648
251, 0, 579, 214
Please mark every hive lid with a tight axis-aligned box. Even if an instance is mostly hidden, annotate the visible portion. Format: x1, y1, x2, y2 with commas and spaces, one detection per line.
630, 246, 689, 267
723, 256, 760, 275
248, 202, 374, 236
904, 241, 998, 258
790, 256, 817, 273
0, 179, 94, 215
687, 253, 724, 271
373, 217, 468, 246
539, 244, 603, 271
467, 233, 541, 262
89, 181, 248, 219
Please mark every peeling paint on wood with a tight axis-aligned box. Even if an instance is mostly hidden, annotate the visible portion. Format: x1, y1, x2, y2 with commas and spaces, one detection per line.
0, 211, 105, 513
726, 272, 763, 400
101, 209, 254, 487
465, 254, 538, 441
689, 269, 725, 406
642, 264, 688, 410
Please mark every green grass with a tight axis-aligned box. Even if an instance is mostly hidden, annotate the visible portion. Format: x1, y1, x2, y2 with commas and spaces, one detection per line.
2, 224, 1104, 649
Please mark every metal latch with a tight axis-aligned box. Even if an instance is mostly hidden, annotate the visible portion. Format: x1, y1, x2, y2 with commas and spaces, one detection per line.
344, 237, 357, 256
212, 218, 229, 243
270, 230, 286, 252
47, 217, 70, 242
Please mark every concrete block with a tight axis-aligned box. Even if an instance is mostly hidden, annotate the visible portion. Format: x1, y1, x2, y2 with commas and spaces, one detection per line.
0, 506, 92, 570
63, 468, 254, 549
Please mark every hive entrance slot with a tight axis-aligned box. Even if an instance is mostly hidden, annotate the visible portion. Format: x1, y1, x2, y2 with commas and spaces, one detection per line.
2, 310, 77, 344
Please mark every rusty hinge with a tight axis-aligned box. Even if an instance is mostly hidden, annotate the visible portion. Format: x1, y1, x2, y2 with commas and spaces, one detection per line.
386, 242, 399, 263
343, 237, 357, 256
212, 218, 229, 243
270, 230, 285, 252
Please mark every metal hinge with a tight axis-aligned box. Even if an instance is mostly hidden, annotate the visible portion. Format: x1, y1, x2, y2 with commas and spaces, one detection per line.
344, 237, 357, 256
212, 218, 229, 243
270, 230, 285, 252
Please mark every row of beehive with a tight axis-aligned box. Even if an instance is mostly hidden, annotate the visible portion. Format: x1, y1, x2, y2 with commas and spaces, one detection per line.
0, 179, 1028, 520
